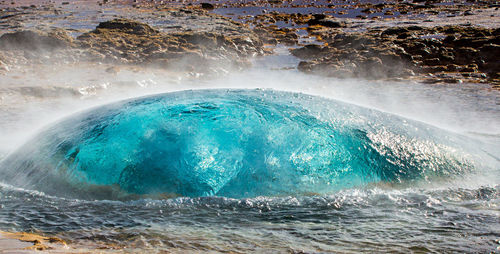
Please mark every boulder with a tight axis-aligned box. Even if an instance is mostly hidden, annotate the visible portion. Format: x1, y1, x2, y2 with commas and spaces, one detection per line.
96, 19, 159, 35
290, 44, 327, 59
307, 16, 345, 28
200, 3, 214, 10
0, 29, 72, 51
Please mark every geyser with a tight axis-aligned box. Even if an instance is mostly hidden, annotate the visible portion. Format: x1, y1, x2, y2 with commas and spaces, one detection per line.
0, 89, 475, 199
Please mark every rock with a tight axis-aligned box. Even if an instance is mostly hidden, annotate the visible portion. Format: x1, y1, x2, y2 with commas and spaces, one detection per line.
382, 27, 409, 36
407, 26, 424, 31
96, 19, 158, 35
355, 57, 387, 79
478, 44, 500, 61
297, 61, 313, 72
0, 29, 72, 51
312, 14, 326, 20
361, 8, 373, 14
443, 35, 456, 43
200, 3, 214, 10
105, 66, 119, 74
307, 16, 345, 28
253, 25, 297, 46
423, 58, 441, 66
178, 32, 219, 47
451, 37, 488, 48
77, 18, 263, 73
422, 65, 447, 73
464, 10, 474, 16
290, 44, 327, 59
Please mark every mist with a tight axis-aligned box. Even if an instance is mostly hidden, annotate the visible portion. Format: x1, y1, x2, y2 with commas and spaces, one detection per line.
1, 55, 499, 159
1, 71, 498, 152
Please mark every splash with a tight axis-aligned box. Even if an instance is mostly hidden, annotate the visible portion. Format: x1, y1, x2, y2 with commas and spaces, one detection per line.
0, 89, 476, 199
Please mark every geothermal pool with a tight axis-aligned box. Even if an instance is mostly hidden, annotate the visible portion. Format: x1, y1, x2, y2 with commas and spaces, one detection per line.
0, 68, 499, 252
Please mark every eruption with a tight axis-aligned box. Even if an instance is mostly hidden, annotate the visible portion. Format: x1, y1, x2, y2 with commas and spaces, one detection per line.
0, 89, 476, 200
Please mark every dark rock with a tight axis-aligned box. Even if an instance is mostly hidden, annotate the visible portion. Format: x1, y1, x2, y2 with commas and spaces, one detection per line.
443, 35, 456, 43
297, 61, 313, 72
452, 37, 488, 48
443, 78, 462, 83
493, 28, 500, 36
312, 14, 326, 20
307, 17, 345, 28
96, 19, 158, 35
378, 52, 402, 63
479, 44, 500, 59
200, 3, 214, 10
421, 65, 447, 73
382, 27, 409, 36
0, 30, 72, 51
407, 26, 424, 31
422, 78, 443, 84
290, 44, 327, 59
423, 58, 442, 66
397, 33, 411, 39
361, 8, 373, 14
481, 62, 500, 74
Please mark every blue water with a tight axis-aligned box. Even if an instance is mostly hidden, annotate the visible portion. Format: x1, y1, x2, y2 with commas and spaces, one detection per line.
0, 89, 498, 252
0, 89, 477, 200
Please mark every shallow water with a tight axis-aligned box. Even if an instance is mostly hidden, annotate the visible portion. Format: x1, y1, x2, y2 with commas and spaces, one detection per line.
0, 183, 498, 252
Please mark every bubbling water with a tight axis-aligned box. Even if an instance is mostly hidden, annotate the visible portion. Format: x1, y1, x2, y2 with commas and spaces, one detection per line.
0, 89, 477, 200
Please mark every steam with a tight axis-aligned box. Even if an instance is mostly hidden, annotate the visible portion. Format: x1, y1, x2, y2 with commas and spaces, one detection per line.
0, 55, 499, 170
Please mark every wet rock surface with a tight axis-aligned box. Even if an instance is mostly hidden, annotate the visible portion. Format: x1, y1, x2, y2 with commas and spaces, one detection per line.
0, 231, 66, 251
0, 3, 265, 76
0, 0, 499, 89
0, 29, 72, 51
77, 18, 263, 72
292, 25, 500, 87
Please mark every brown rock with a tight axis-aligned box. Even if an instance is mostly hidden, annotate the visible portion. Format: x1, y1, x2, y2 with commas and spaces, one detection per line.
382, 27, 409, 36
423, 58, 441, 66
307, 16, 345, 28
290, 44, 327, 59
96, 19, 159, 35
478, 44, 500, 61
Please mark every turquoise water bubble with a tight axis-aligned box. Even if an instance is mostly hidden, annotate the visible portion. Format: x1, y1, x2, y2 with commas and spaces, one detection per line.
0, 89, 475, 199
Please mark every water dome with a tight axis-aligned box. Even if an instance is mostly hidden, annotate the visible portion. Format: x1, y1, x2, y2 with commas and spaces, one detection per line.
0, 89, 475, 199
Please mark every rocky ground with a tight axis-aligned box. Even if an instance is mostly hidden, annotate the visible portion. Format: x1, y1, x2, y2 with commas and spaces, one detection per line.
293, 23, 500, 86
0, 231, 68, 252
0, 0, 498, 89
0, 3, 266, 76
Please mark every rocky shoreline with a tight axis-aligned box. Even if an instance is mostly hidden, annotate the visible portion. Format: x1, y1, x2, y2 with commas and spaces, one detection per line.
292, 23, 499, 86
0, 1, 498, 89
0, 231, 67, 252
